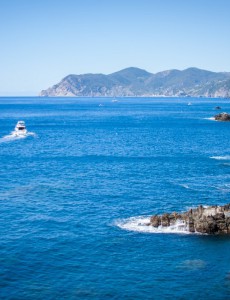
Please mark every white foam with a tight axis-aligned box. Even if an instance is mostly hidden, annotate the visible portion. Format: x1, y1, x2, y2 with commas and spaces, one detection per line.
170, 180, 190, 189
210, 155, 230, 160
203, 117, 216, 121
116, 216, 191, 234
177, 183, 189, 189
0, 131, 36, 142
26, 132, 36, 137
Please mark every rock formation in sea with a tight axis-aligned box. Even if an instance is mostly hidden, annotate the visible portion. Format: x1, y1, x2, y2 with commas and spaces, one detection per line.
214, 112, 230, 121
149, 204, 230, 234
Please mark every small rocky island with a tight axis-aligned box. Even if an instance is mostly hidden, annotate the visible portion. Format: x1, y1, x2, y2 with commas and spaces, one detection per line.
214, 112, 230, 121
149, 204, 230, 234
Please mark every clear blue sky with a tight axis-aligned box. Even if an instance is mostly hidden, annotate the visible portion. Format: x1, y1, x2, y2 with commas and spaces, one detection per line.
0, 0, 230, 95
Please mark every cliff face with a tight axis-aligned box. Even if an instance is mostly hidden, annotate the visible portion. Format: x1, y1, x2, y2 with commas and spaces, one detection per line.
40, 67, 230, 97
149, 204, 230, 234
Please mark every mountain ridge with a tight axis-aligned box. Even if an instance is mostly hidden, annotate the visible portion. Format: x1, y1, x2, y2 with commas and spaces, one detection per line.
40, 67, 230, 97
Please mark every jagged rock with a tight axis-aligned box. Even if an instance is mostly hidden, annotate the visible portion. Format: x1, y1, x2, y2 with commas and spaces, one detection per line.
214, 112, 230, 121
150, 215, 161, 227
149, 204, 230, 234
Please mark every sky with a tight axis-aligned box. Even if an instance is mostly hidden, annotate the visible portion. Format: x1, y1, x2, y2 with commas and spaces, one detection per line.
0, 0, 230, 96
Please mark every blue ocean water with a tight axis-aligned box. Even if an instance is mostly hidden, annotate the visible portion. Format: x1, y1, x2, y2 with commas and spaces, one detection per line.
0, 97, 230, 299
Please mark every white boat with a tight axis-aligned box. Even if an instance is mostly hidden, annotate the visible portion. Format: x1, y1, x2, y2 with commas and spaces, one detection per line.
12, 121, 27, 136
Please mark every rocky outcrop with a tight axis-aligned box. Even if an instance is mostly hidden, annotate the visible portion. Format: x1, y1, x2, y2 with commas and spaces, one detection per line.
149, 204, 230, 234
214, 112, 230, 121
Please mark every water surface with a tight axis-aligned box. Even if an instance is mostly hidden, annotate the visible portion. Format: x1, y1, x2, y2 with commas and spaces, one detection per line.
0, 97, 230, 299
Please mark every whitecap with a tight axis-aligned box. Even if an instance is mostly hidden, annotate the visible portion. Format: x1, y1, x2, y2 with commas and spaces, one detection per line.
210, 155, 230, 160
116, 216, 191, 234
176, 183, 190, 189
169, 180, 190, 189
181, 184, 189, 189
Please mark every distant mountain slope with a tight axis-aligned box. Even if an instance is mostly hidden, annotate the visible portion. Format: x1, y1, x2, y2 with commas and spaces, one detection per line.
40, 67, 230, 97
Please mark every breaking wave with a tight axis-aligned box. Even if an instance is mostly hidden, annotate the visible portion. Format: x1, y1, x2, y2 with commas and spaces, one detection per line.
116, 216, 191, 234
203, 117, 215, 121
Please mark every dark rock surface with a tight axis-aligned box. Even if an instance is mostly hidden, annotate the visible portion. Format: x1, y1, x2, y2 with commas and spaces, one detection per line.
149, 204, 230, 234
214, 112, 230, 121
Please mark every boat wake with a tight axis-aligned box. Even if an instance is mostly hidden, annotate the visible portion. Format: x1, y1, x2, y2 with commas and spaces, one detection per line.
0, 132, 36, 142
1, 121, 36, 143
116, 216, 191, 234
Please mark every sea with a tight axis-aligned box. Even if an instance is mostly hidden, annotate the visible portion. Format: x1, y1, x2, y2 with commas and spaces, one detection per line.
0, 97, 230, 299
